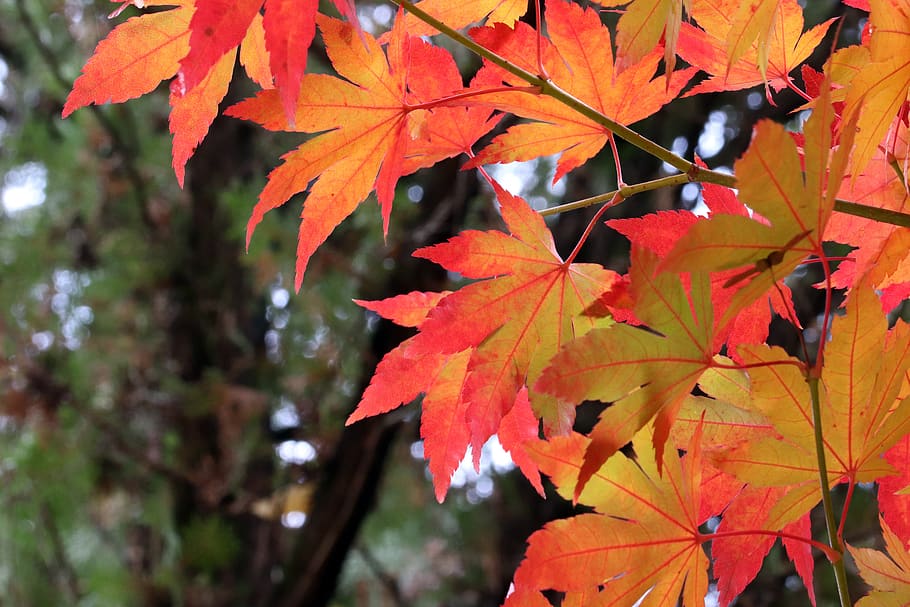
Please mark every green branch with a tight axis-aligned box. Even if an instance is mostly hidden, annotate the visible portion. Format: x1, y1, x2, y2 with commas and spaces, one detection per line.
808, 375, 851, 607
539, 174, 694, 216
834, 198, 910, 228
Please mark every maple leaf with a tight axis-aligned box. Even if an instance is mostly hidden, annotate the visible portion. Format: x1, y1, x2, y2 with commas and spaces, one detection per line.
239, 13, 275, 89
711, 486, 816, 605
880, 435, 910, 549
466, 0, 695, 183
669, 375, 820, 603
849, 518, 910, 606
347, 186, 616, 498
842, 0, 910, 173
62, 1, 192, 117
227, 14, 497, 290
178, 0, 262, 93
263, 0, 318, 123
677, 0, 833, 98
510, 424, 714, 606
169, 49, 235, 187
594, 0, 687, 77
662, 91, 854, 331
710, 282, 910, 527
535, 246, 716, 497
827, 104, 910, 309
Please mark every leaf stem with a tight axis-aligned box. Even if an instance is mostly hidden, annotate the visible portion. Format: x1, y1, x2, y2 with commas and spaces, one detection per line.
387, 0, 736, 188
808, 375, 852, 606
539, 174, 693, 217
700, 528, 841, 563
405, 85, 540, 111
564, 191, 624, 265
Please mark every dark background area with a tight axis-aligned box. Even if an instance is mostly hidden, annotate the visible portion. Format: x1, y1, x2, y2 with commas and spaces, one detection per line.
0, 0, 879, 605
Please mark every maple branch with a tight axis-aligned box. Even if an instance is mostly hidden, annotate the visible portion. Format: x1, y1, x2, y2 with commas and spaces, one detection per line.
387, 0, 737, 190
808, 375, 852, 607
539, 174, 692, 217
833, 198, 910, 228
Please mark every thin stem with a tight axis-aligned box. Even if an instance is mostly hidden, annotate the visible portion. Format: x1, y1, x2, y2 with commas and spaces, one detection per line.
808, 375, 852, 606
700, 528, 841, 563
406, 85, 540, 111
711, 358, 807, 373
608, 134, 625, 187
837, 480, 856, 540
539, 174, 693, 217
564, 192, 624, 265
388, 0, 736, 187
534, 0, 550, 81
786, 76, 814, 103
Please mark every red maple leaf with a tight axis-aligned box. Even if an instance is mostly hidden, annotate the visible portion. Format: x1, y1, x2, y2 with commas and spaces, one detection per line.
347, 185, 617, 499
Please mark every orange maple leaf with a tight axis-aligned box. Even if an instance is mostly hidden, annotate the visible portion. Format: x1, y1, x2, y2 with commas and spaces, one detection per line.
826, 121, 910, 309
63, 1, 192, 117
347, 186, 617, 497
507, 424, 714, 607
466, 0, 695, 183
227, 14, 498, 290
677, 0, 833, 98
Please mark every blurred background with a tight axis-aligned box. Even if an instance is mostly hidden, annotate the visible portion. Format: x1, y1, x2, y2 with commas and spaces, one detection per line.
0, 0, 878, 605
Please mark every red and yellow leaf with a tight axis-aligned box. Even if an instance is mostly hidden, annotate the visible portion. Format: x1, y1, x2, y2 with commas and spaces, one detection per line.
227, 15, 495, 289
536, 247, 716, 496
663, 90, 853, 331
512, 425, 712, 606
410, 185, 618, 451
62, 1, 192, 117
348, 186, 616, 498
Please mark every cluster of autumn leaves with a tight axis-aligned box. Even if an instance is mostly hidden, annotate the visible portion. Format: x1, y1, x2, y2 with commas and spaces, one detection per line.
64, 0, 910, 604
